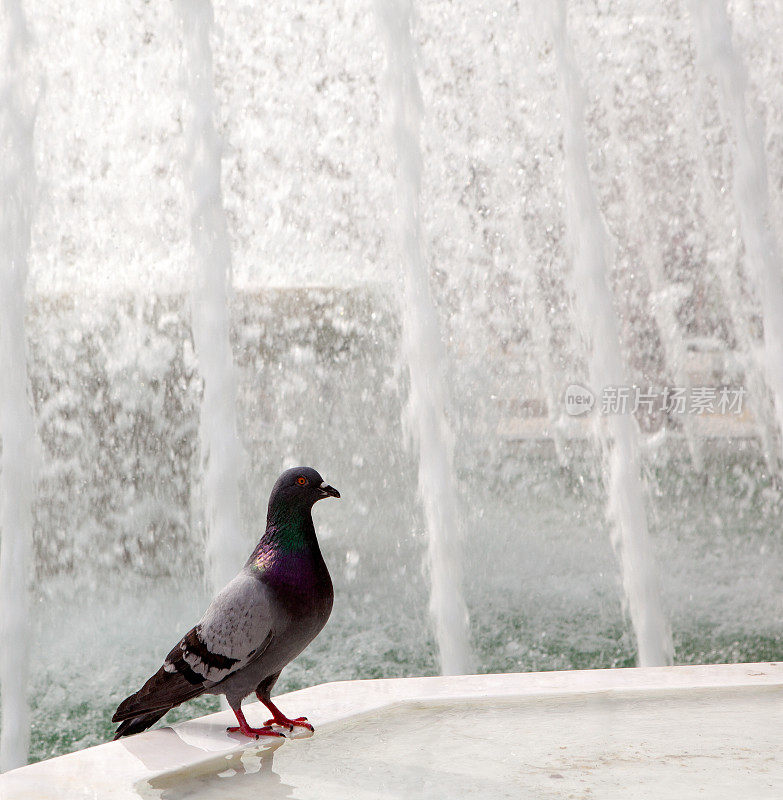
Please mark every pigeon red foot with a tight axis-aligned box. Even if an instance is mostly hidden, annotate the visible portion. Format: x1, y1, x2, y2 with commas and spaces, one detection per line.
259, 695, 314, 732
228, 705, 285, 738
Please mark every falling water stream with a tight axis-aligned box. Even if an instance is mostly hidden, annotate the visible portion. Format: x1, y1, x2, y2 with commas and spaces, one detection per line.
0, 0, 37, 771
550, 0, 673, 667
375, 0, 473, 676
177, 0, 246, 595
688, 0, 783, 464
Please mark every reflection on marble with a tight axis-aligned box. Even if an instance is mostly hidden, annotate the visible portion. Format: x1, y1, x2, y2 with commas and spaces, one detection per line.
138, 741, 294, 800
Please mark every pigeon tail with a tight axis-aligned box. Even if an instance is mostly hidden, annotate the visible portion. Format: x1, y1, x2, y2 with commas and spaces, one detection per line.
113, 664, 206, 725
113, 708, 169, 740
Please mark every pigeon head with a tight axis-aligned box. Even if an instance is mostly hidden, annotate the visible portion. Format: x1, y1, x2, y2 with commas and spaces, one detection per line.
269, 467, 340, 513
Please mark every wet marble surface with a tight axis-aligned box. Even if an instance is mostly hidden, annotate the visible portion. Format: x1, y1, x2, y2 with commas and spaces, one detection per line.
1, 664, 781, 799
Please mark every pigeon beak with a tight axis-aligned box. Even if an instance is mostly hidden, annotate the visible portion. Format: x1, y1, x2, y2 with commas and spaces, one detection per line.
318, 482, 340, 499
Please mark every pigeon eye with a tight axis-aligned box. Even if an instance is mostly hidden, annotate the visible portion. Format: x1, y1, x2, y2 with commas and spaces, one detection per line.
297, 476, 307, 486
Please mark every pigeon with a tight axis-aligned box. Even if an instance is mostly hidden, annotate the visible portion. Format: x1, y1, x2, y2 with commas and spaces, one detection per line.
112, 466, 339, 740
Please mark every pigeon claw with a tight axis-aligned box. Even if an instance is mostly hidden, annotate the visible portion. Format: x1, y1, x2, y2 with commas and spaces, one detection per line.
264, 715, 314, 733
229, 706, 286, 739
227, 724, 285, 739
258, 697, 315, 732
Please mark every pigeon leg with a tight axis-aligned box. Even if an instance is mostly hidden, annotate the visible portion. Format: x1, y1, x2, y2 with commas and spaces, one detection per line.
257, 694, 314, 732
227, 705, 285, 738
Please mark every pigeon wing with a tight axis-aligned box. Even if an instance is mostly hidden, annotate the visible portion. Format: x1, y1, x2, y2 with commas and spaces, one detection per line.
178, 570, 276, 682
113, 571, 275, 723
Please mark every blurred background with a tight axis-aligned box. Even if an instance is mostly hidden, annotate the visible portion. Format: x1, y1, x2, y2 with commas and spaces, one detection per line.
1, 0, 782, 766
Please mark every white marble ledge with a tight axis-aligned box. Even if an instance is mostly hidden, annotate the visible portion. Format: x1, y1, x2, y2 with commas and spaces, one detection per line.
0, 662, 780, 799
